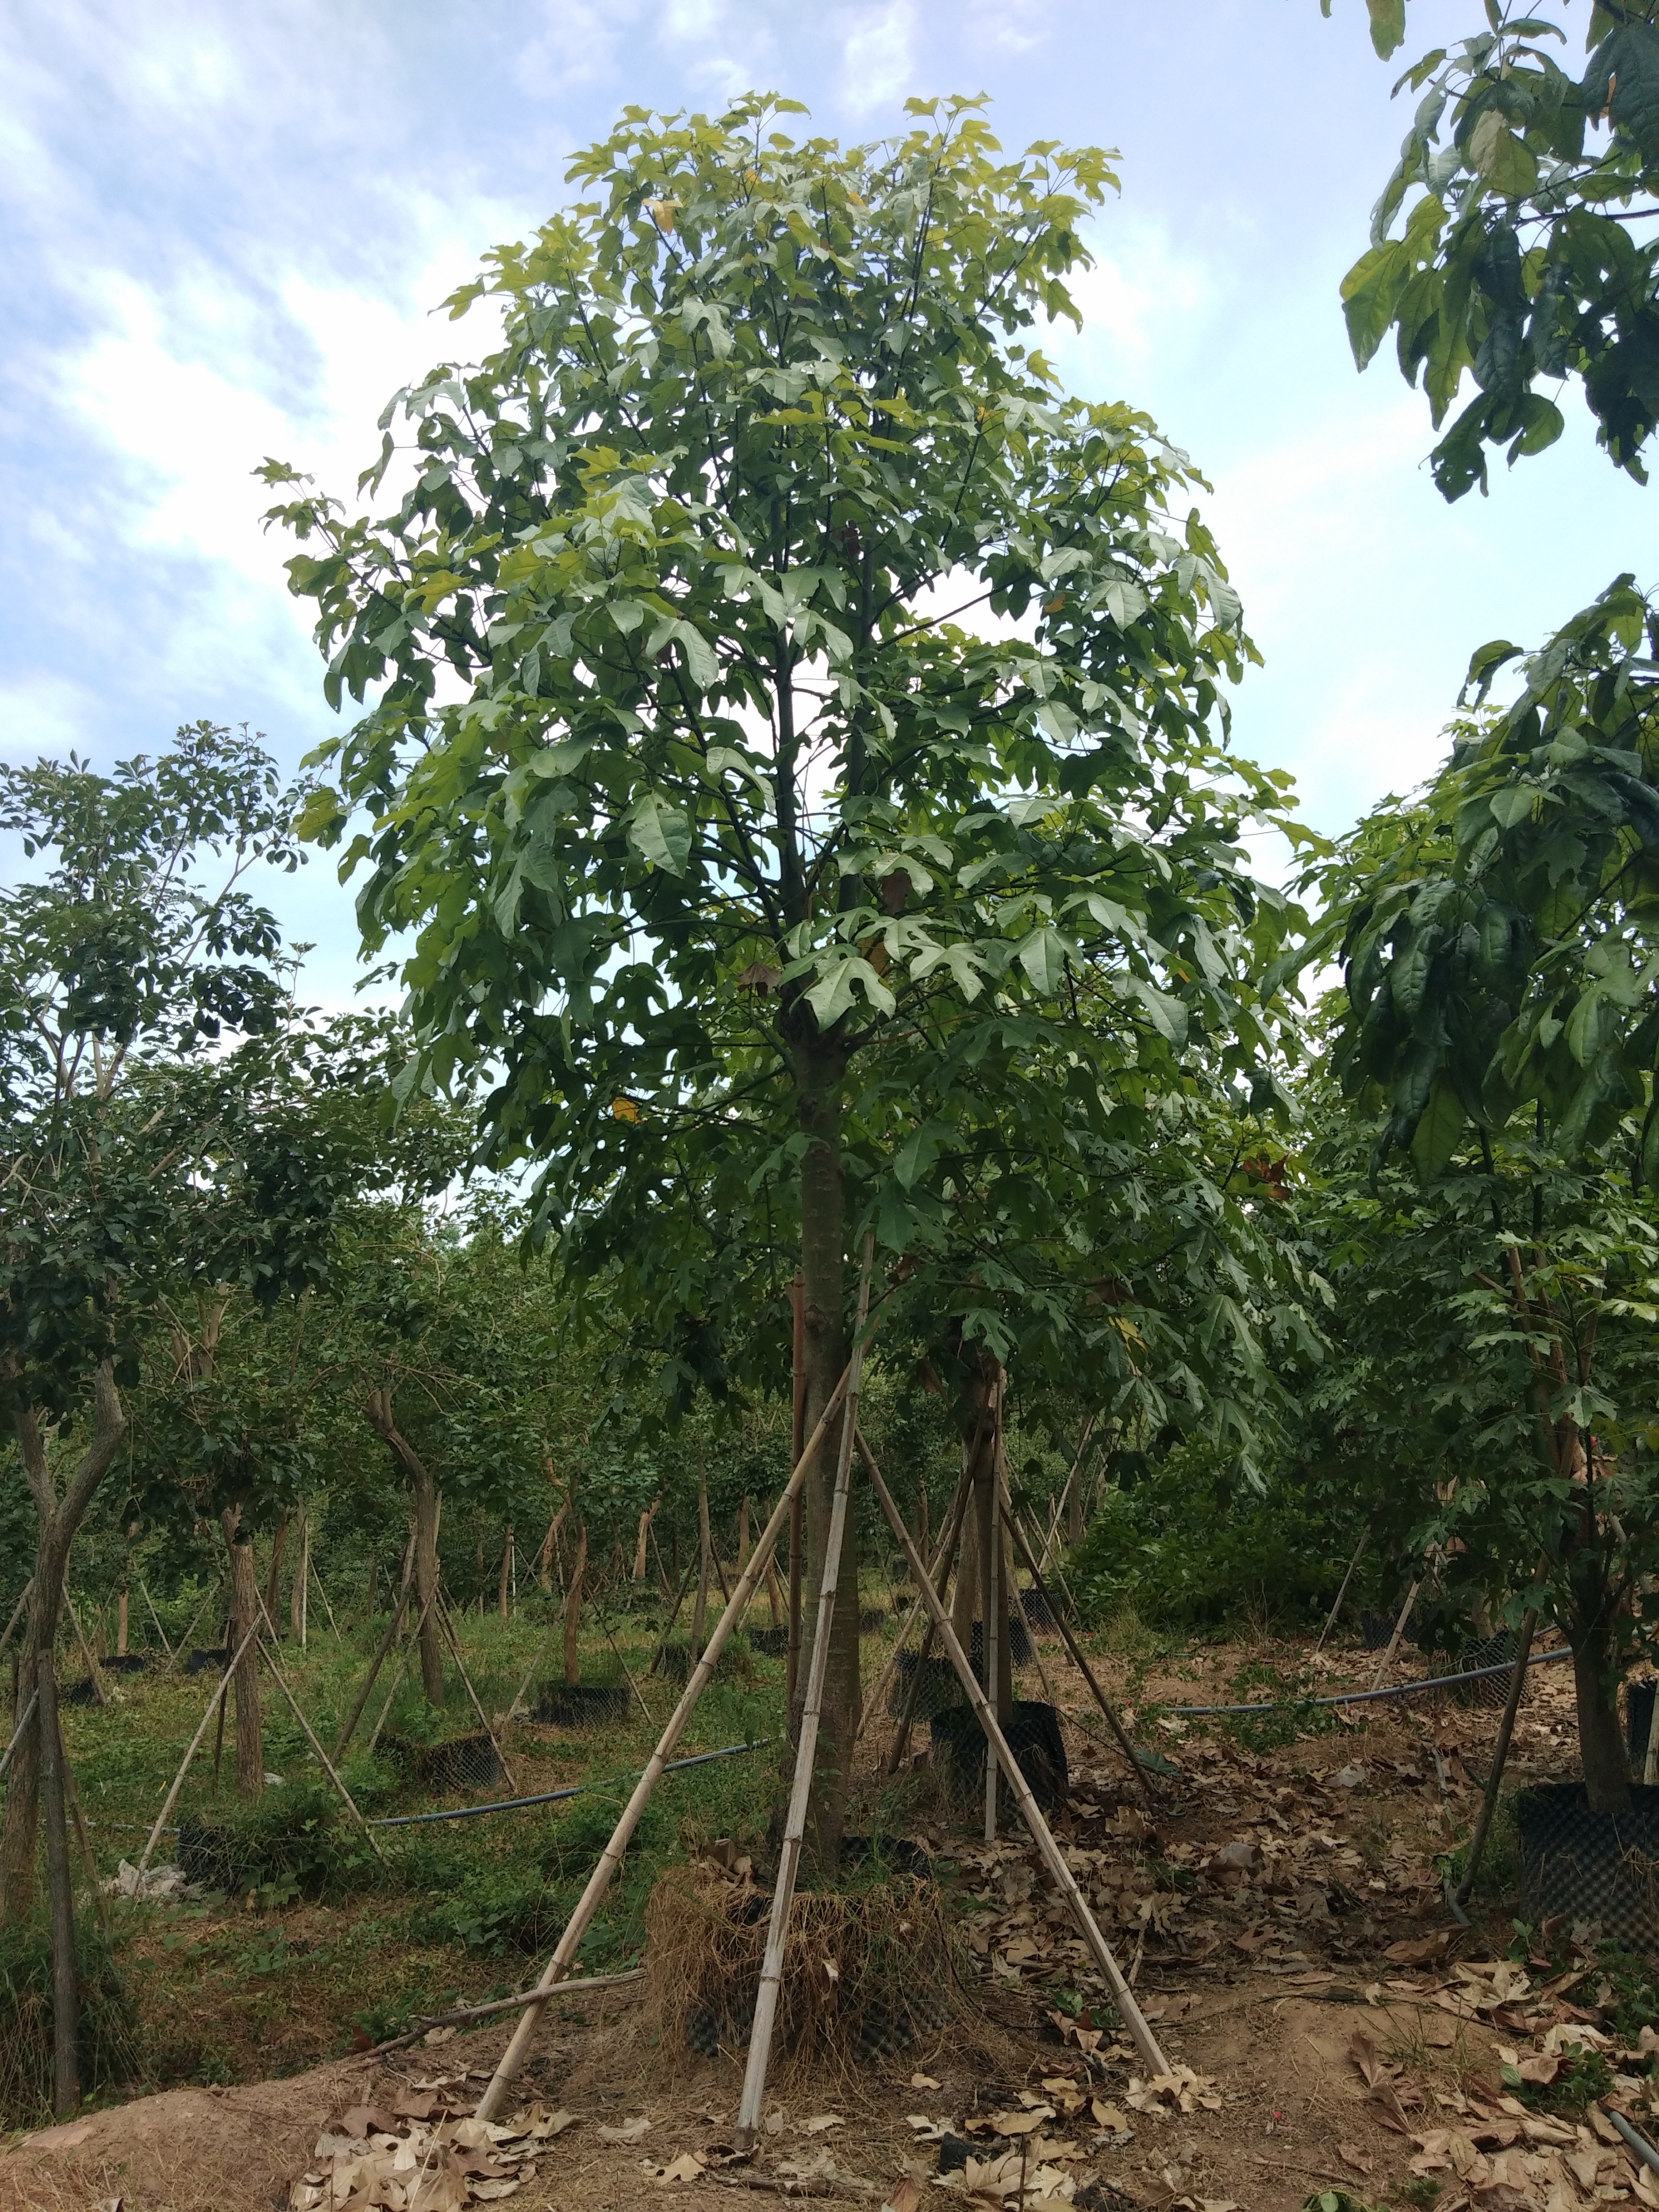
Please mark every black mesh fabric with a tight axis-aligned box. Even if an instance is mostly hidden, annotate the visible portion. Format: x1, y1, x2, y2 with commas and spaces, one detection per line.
1516, 1782, 1659, 1947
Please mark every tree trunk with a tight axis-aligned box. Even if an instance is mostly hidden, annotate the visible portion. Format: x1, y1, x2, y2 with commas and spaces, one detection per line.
633, 1503, 656, 1582
1573, 1620, 1631, 1813
498, 1526, 513, 1620
738, 1499, 751, 1574
366, 1389, 445, 1708
563, 1522, 587, 1686
291, 1512, 309, 1645
691, 1471, 711, 1663
1, 1367, 127, 1925
222, 1510, 263, 1802
793, 1032, 856, 1870
36, 1647, 79, 2116
263, 1511, 289, 1629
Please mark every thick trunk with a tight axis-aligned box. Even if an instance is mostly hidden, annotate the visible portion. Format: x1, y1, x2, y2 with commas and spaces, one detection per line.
633, 1504, 656, 1582
691, 1471, 711, 1661
1573, 1622, 1631, 1814
291, 1512, 309, 1645
498, 1526, 513, 1620
116, 1582, 129, 1658
794, 1033, 857, 1871
1, 1369, 126, 1924
563, 1522, 587, 1686
222, 1511, 263, 1802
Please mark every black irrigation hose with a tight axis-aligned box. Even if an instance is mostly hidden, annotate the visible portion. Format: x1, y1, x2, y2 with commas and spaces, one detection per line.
366, 1737, 773, 1829
1158, 1646, 1573, 1717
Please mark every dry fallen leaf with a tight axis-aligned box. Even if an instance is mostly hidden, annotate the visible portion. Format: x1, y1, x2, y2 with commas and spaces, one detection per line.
598, 2116, 653, 2143
801, 2114, 845, 2134
884, 2184, 922, 2212
1338, 2142, 1375, 2176
910, 2073, 942, 2091
658, 2152, 707, 2185
1348, 2027, 1386, 2089
1091, 2098, 1129, 2132
988, 2106, 1051, 2137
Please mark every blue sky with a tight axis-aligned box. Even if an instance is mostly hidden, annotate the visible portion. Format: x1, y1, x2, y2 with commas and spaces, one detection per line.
1, 0, 1648, 996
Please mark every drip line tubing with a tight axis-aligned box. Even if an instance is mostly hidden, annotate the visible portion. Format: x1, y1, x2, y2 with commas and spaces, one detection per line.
1157, 1646, 1572, 1717
366, 1737, 772, 1828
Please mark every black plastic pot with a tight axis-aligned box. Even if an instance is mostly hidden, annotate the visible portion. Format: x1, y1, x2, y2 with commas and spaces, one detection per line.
969, 1615, 1034, 1669
1627, 1681, 1657, 1770
1359, 1605, 1421, 1651
536, 1681, 631, 1728
749, 1626, 789, 1656
102, 1653, 148, 1674
929, 1700, 1068, 1820
188, 1646, 230, 1674
1516, 1780, 1659, 1946
1019, 1585, 1058, 1631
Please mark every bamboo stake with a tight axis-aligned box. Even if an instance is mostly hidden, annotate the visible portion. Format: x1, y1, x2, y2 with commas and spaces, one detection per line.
375, 1968, 647, 2050
787, 1272, 806, 1716
1000, 1502, 1157, 1809
883, 1466, 977, 1775
165, 1584, 219, 1674
254, 1595, 385, 1861
436, 1596, 517, 1790
506, 1610, 567, 1724
333, 1583, 413, 1759
1370, 1580, 1421, 1693
368, 1589, 435, 1756
0, 1689, 39, 1780
858, 1437, 1171, 2079
0, 1580, 34, 1661
692, 1468, 711, 1663
309, 1551, 341, 1640
137, 1617, 262, 1873
1645, 1675, 1659, 1788
733, 1236, 875, 2153
136, 1575, 174, 1661
64, 1596, 108, 1708
473, 1354, 861, 2123
1452, 1608, 1538, 1911
1316, 1528, 1369, 1653
984, 1412, 1001, 1845
857, 1457, 973, 1748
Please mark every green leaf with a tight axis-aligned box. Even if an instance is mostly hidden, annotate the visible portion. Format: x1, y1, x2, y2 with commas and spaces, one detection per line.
1368, 0, 1406, 58
1341, 243, 1412, 370
1411, 1075, 1465, 1180
1016, 925, 1070, 996
626, 792, 692, 875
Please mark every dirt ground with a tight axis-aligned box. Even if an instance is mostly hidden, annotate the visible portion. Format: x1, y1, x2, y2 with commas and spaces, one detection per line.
4, 1630, 1652, 2212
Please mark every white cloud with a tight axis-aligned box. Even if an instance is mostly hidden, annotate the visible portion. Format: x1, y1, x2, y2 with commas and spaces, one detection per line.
839, 1, 918, 111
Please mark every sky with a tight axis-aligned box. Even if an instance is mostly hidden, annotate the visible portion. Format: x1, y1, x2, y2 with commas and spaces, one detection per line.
1, 0, 1650, 999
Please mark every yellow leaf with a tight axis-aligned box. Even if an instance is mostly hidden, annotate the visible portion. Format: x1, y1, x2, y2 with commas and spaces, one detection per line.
611, 1096, 641, 1124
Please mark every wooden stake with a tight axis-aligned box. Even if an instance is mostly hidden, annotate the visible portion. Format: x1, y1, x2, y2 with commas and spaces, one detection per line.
36, 1648, 79, 2117
563, 1522, 588, 1686
333, 1582, 412, 1760
858, 1458, 973, 1752
787, 1272, 805, 1716
1452, 1608, 1538, 1911
435, 1596, 518, 1790
253, 1603, 386, 1862
136, 1574, 174, 1661
857, 1434, 1172, 2079
0, 1688, 39, 1781
1370, 1580, 1420, 1692
1316, 1528, 1368, 1653
984, 1405, 1002, 1844
367, 1588, 435, 1757
0, 1579, 34, 1662
732, 1233, 875, 2155
136, 1615, 262, 1873
881, 1466, 977, 1774
473, 1354, 862, 2124
691, 1469, 711, 1663
309, 1551, 341, 1640
64, 1595, 108, 1708
1001, 1506, 1157, 1810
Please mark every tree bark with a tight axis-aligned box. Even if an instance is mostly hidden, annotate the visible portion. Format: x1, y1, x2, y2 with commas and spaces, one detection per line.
691, 1470, 711, 1663
563, 1522, 587, 1686
1, 1365, 127, 1924
633, 1503, 656, 1582
291, 1512, 309, 1645
116, 1581, 129, 1658
498, 1525, 513, 1620
36, 1647, 79, 2116
367, 1389, 445, 1708
222, 1509, 263, 1801
793, 1032, 857, 1870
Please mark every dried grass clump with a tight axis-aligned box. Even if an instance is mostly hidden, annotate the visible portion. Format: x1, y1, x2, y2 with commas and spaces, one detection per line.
642, 1856, 965, 2082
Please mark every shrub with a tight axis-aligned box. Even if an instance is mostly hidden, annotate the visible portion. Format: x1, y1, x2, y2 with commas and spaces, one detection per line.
0, 1920, 142, 2128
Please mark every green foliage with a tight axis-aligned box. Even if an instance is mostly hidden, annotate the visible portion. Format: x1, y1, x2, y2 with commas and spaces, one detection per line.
1326, 1, 1659, 496
264, 90, 1318, 1478
176, 1781, 366, 1899
1069, 1441, 1359, 1633
1503, 2045, 1615, 2115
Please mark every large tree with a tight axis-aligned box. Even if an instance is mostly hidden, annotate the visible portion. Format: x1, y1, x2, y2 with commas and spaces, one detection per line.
266, 95, 1303, 1855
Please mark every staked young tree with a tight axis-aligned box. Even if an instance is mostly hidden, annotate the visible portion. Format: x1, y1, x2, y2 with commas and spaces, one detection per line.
1328, 0, 1659, 499
265, 95, 1308, 1857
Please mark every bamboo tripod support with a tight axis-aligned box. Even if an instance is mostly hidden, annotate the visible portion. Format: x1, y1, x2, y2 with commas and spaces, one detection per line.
856, 1433, 1171, 2078
1451, 1606, 1538, 1912
472, 1355, 862, 2124
1000, 1505, 1157, 1811
435, 1594, 517, 1790
254, 1595, 386, 1861
856, 1459, 974, 1753
333, 1583, 413, 1760
137, 1616, 263, 1873
733, 1237, 876, 2152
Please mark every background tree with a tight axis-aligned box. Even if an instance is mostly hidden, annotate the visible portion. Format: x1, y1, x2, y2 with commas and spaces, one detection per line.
266, 94, 1307, 1858
1330, 0, 1659, 499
